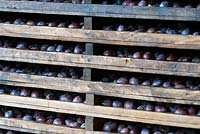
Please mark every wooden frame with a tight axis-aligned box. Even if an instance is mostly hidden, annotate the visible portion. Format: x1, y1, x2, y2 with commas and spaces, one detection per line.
0, 117, 103, 134
0, 0, 200, 21
0, 48, 200, 77
82, 0, 95, 130
1, 24, 200, 50
0, 0, 200, 132
0, 94, 200, 129
0, 71, 200, 105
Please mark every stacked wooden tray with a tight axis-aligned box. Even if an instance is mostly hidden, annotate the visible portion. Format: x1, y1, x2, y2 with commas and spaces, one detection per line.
0, 0, 200, 133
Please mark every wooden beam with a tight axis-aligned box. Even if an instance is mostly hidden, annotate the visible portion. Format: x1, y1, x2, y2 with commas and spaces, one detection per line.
0, 1, 200, 21
1, 24, 200, 49
0, 117, 102, 134
0, 95, 200, 129
1, 72, 200, 105
0, 125, 46, 134
0, 71, 90, 93
0, 48, 200, 77
85, 93, 95, 131
89, 82, 200, 105
83, 0, 95, 129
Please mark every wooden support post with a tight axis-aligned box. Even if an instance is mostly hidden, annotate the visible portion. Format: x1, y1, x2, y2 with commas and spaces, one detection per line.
83, 0, 95, 131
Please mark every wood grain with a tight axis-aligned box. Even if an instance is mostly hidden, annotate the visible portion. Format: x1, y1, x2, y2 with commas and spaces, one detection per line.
0, 95, 200, 129
83, 5, 95, 130
0, 48, 199, 77
0, 71, 90, 93
0, 0, 200, 21
0, 125, 48, 134
0, 117, 103, 134
0, 72, 200, 105
1, 24, 200, 49
1, 0, 200, 131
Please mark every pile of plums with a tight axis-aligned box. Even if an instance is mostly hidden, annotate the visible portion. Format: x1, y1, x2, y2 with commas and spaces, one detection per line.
100, 73, 200, 90
0, 62, 82, 79
102, 121, 197, 133
100, 0, 200, 8
102, 23, 199, 35
0, 107, 85, 128
100, 98, 200, 116
0, 17, 83, 29
0, 86, 85, 103
102, 49, 200, 63
0, 40, 85, 54
16, 0, 84, 4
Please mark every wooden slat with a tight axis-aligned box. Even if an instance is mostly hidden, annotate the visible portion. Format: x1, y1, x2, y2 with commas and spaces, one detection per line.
89, 82, 200, 105
85, 56, 200, 77
0, 117, 103, 134
84, 12, 95, 131
0, 1, 88, 16
91, 106, 200, 129
85, 55, 200, 77
0, 125, 47, 134
0, 71, 90, 93
1, 24, 200, 50
0, 95, 200, 129
0, 71, 200, 105
0, 47, 90, 68
0, 48, 200, 77
0, 94, 91, 116
0, 1, 200, 21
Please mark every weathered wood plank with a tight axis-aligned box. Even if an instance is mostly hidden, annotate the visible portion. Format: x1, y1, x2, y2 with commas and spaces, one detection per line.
85, 55, 200, 77
0, 48, 200, 77
0, 48, 90, 68
0, 94, 91, 116
83, 7, 95, 130
89, 82, 200, 105
0, 125, 47, 134
90, 106, 200, 129
0, 95, 200, 129
1, 72, 200, 105
0, 117, 102, 134
0, 71, 90, 93
0, 1, 89, 16
0, 1, 200, 21
1, 24, 200, 49
85, 93, 95, 131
